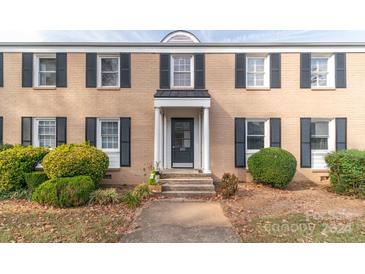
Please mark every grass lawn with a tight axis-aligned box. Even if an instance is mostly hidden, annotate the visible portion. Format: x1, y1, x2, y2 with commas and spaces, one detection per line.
242, 213, 365, 243
0, 199, 136, 243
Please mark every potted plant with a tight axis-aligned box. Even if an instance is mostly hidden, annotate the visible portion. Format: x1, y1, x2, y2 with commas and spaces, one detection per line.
147, 163, 162, 193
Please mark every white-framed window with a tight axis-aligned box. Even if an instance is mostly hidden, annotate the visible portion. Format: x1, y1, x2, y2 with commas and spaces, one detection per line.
97, 118, 120, 168
33, 118, 57, 148
97, 55, 120, 88
311, 54, 335, 89
246, 119, 270, 163
170, 54, 194, 88
33, 54, 56, 87
311, 118, 335, 169
246, 54, 270, 88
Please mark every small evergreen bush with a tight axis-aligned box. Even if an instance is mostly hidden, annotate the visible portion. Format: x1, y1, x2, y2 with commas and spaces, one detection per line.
0, 145, 48, 191
24, 171, 49, 193
0, 144, 14, 152
89, 188, 120, 205
326, 150, 365, 197
220, 173, 239, 198
248, 147, 297, 189
32, 176, 95, 207
42, 143, 109, 185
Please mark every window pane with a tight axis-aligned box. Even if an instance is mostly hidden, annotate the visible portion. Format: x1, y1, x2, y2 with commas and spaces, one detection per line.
247, 136, 264, 150
39, 58, 56, 72
311, 121, 329, 136
101, 58, 118, 72
173, 56, 192, 86
101, 121, 118, 149
102, 73, 118, 86
39, 72, 56, 86
248, 121, 265, 135
311, 138, 328, 150
174, 72, 191, 87
38, 120, 56, 148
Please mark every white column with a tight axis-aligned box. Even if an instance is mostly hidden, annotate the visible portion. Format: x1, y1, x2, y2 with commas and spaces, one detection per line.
202, 107, 211, 173
159, 110, 164, 169
154, 107, 161, 169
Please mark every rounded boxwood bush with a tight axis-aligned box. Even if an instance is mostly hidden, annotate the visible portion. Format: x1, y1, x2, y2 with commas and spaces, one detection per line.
42, 143, 109, 184
0, 145, 49, 191
32, 176, 96, 207
32, 180, 58, 206
248, 147, 297, 189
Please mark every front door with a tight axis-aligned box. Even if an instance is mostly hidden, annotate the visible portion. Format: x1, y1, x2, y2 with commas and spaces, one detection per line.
171, 118, 194, 168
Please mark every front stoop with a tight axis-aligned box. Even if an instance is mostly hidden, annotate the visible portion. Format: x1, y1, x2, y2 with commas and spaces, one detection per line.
159, 169, 216, 197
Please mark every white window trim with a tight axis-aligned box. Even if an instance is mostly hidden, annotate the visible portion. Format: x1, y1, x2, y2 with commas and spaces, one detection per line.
32, 117, 57, 148
245, 118, 270, 166
311, 53, 335, 89
96, 118, 120, 153
246, 54, 270, 89
170, 54, 194, 89
97, 54, 120, 88
311, 118, 335, 169
33, 53, 56, 88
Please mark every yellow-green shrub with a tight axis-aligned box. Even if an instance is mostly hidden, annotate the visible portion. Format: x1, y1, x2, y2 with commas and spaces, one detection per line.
42, 143, 109, 184
0, 145, 49, 191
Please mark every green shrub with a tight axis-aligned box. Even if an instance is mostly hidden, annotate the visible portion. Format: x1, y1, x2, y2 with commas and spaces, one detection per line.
248, 147, 297, 189
133, 183, 151, 200
0, 188, 30, 201
121, 192, 141, 209
58, 176, 96, 207
220, 173, 239, 198
0, 144, 14, 152
325, 150, 365, 197
32, 176, 95, 207
42, 143, 109, 184
89, 188, 121, 205
32, 180, 58, 206
24, 171, 49, 193
0, 145, 49, 191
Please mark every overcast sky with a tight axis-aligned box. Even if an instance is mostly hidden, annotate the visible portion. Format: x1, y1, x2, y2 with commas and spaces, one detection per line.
1, 30, 365, 42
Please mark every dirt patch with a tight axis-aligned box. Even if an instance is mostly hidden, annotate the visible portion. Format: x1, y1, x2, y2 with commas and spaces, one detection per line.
221, 180, 365, 242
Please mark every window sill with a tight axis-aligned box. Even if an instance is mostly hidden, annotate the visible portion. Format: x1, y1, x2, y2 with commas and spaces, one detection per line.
33, 86, 56, 90
97, 87, 121, 91
311, 87, 336, 91
246, 87, 271, 91
311, 169, 329, 173
170, 86, 195, 90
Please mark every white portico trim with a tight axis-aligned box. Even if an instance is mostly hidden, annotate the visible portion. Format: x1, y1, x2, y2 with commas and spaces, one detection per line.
154, 91, 211, 173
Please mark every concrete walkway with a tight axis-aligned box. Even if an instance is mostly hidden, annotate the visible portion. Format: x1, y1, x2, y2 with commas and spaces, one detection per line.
122, 200, 240, 243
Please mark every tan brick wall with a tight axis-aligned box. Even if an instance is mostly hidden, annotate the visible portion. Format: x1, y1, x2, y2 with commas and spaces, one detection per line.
0, 52, 365, 184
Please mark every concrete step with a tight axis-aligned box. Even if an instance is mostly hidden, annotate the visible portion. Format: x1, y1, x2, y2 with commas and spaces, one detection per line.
159, 178, 213, 185
160, 173, 211, 179
162, 191, 216, 197
162, 184, 215, 192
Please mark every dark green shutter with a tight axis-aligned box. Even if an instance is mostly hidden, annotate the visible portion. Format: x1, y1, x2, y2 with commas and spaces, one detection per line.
235, 54, 246, 88
56, 53, 67, 87
0, 117, 3, 145
194, 54, 205, 89
336, 118, 347, 150
270, 118, 281, 147
56, 117, 67, 146
300, 118, 311, 168
22, 53, 33, 87
85, 117, 97, 146
335, 53, 346, 88
21, 117, 32, 146
270, 53, 281, 88
300, 53, 311, 88
160, 54, 170, 89
86, 53, 97, 88
120, 53, 131, 88
120, 117, 131, 167
0, 53, 3, 87
235, 118, 246, 167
